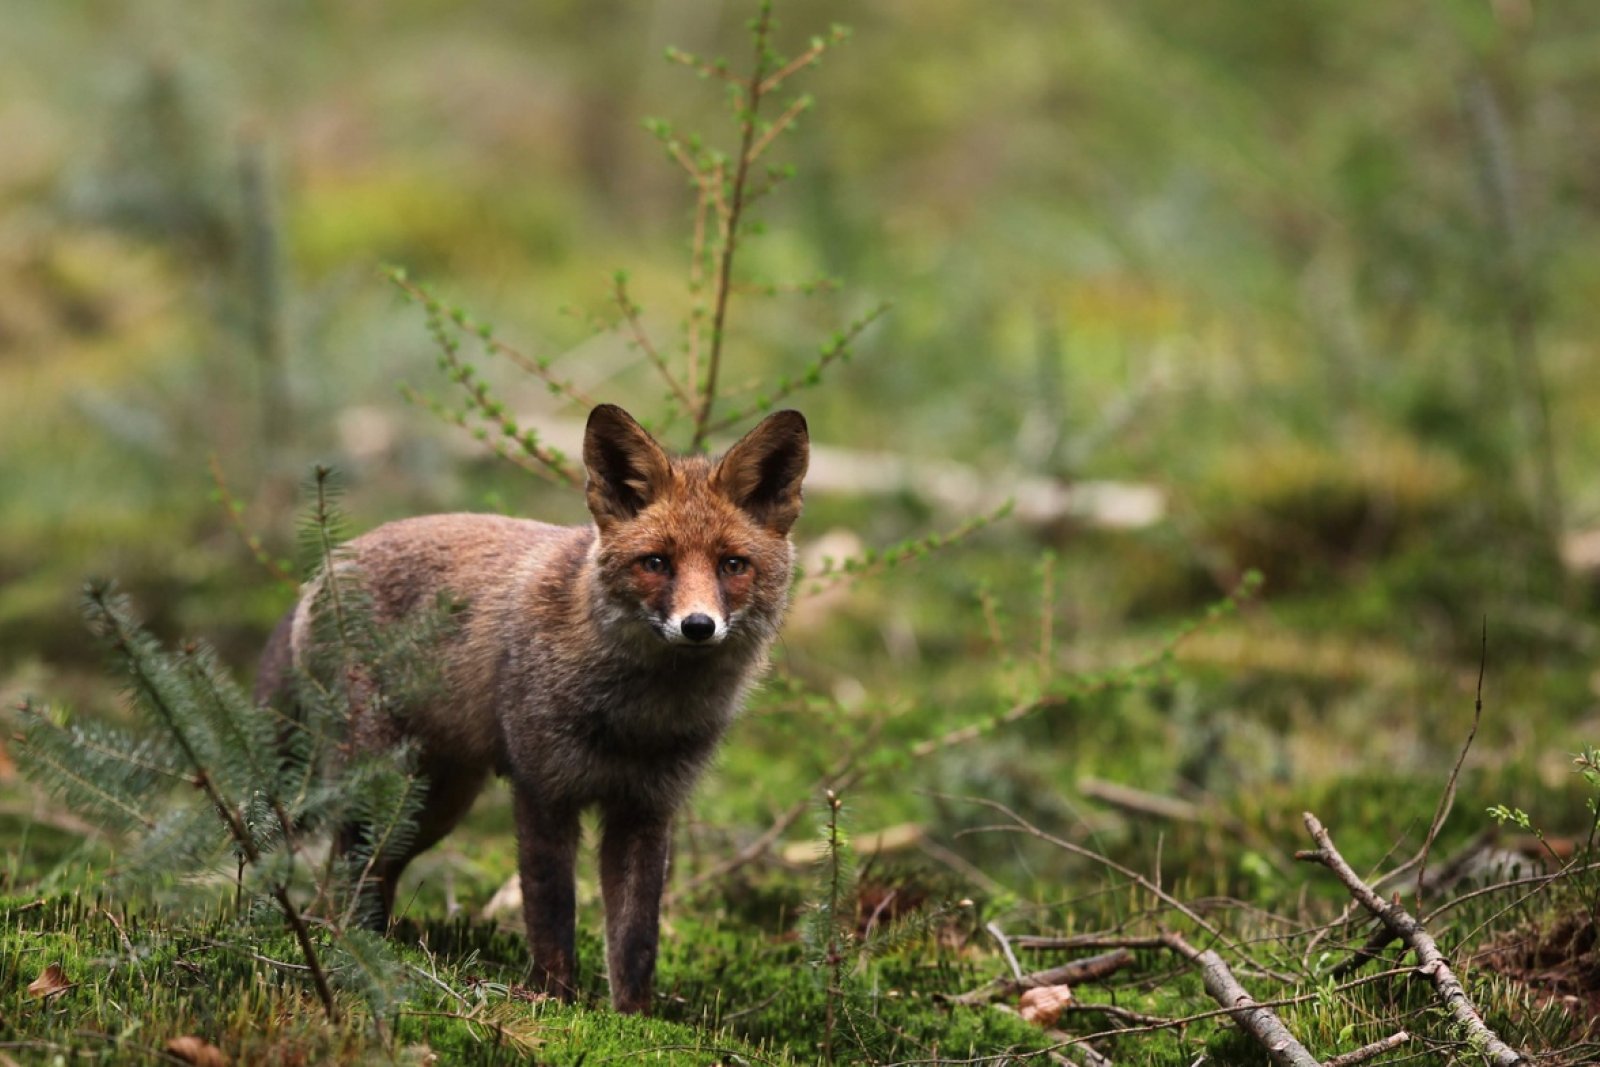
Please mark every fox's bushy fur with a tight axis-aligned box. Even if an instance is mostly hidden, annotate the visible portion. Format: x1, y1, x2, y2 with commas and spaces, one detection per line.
256, 404, 809, 1013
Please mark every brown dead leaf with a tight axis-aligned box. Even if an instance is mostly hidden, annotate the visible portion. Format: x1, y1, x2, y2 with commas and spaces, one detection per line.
163, 1036, 229, 1067
1018, 982, 1073, 1027
26, 962, 70, 999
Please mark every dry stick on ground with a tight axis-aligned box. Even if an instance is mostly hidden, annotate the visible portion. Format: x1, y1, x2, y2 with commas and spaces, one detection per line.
1160, 932, 1319, 1067
947, 949, 1136, 1006
1296, 812, 1526, 1067
985, 921, 1026, 982
1330, 829, 1499, 981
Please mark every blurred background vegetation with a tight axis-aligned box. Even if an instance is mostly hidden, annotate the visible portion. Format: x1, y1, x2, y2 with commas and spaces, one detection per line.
3, 0, 1600, 915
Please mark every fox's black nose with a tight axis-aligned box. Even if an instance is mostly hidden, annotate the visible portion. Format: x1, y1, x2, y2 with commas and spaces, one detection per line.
681, 614, 717, 642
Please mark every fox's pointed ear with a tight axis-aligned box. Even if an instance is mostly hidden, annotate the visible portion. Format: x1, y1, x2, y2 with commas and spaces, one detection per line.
584, 404, 672, 530
714, 410, 809, 535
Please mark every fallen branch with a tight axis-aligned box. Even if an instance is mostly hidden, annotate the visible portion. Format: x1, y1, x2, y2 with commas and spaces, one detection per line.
947, 949, 1136, 1006
917, 965, 1419, 1067
1296, 812, 1526, 1067
1161, 932, 1319, 1067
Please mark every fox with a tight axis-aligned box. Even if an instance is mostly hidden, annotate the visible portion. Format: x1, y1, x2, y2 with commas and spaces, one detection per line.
254, 403, 809, 1014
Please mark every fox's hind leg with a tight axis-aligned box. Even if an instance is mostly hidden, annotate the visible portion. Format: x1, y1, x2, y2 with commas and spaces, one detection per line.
339, 758, 489, 930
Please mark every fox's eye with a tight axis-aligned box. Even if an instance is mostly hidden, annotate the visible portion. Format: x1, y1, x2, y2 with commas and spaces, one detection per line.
640, 554, 671, 575
719, 556, 750, 577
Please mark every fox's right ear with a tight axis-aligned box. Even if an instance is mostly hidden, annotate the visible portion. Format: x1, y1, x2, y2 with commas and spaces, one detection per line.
583, 404, 672, 530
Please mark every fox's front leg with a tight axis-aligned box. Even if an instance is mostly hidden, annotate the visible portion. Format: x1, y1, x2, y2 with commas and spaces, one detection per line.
599, 805, 673, 1014
514, 788, 582, 1000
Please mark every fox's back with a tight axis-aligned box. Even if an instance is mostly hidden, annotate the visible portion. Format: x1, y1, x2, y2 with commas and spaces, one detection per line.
343, 512, 579, 619
291, 513, 588, 770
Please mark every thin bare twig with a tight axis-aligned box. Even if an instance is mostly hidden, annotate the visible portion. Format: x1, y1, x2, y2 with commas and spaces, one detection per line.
1415, 618, 1487, 908
1423, 859, 1600, 926
985, 921, 1024, 979
207, 454, 296, 585
1296, 812, 1526, 1067
612, 275, 694, 409
948, 796, 1231, 948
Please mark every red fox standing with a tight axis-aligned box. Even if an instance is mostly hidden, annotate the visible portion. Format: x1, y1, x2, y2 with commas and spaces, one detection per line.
255, 403, 808, 1014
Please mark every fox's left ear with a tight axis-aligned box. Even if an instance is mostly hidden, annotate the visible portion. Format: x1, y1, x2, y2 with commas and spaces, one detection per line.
714, 410, 809, 535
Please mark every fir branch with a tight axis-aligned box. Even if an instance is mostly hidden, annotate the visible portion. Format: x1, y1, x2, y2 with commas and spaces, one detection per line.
125, 803, 230, 882
180, 643, 279, 799
83, 583, 256, 852
329, 926, 411, 1031
78, 583, 340, 1020
14, 702, 159, 831
339, 757, 427, 932
303, 467, 354, 654
180, 644, 301, 858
